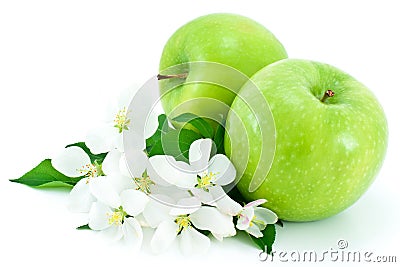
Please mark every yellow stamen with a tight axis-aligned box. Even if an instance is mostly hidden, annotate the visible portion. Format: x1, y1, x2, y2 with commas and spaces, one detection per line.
196, 171, 217, 191
175, 215, 191, 233
114, 107, 130, 133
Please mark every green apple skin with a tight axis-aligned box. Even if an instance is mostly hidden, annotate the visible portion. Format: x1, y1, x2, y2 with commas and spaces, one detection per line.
225, 59, 388, 222
159, 13, 287, 127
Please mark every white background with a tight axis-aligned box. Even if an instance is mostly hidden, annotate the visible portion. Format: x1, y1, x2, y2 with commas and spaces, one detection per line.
1, 0, 399, 266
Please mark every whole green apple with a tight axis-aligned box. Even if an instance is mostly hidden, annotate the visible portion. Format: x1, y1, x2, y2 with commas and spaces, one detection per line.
158, 13, 287, 127
225, 59, 388, 221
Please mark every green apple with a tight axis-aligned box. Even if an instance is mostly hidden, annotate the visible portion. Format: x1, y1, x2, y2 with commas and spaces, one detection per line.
158, 13, 287, 127
225, 59, 388, 221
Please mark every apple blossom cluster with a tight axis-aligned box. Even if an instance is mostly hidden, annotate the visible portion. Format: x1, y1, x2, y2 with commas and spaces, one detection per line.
47, 87, 278, 255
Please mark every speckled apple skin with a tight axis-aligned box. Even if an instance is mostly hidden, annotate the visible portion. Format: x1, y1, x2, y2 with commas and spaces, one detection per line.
225, 59, 388, 221
159, 13, 287, 125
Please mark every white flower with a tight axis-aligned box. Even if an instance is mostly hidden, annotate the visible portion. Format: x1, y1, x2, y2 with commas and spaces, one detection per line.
236, 199, 278, 238
52, 146, 134, 212
85, 86, 159, 154
149, 205, 235, 255
149, 138, 240, 214
88, 186, 149, 248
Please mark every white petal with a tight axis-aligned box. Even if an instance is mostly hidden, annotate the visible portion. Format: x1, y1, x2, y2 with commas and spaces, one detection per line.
101, 224, 124, 242
150, 185, 192, 203
144, 109, 160, 139
118, 153, 132, 178
101, 149, 122, 176
236, 207, 254, 230
118, 85, 139, 109
146, 164, 174, 187
52, 146, 91, 177
89, 202, 112, 230
143, 194, 174, 228
68, 179, 95, 213
190, 188, 214, 204
190, 206, 235, 236
108, 174, 136, 194
89, 176, 121, 209
209, 186, 243, 216
114, 134, 124, 152
124, 149, 148, 178
123, 130, 146, 154
86, 124, 118, 154
208, 154, 236, 186
179, 227, 210, 256
189, 138, 212, 173
120, 189, 149, 216
150, 220, 178, 254
170, 197, 201, 216
254, 207, 278, 225
149, 155, 197, 189
245, 199, 267, 208
128, 77, 160, 135
122, 217, 143, 249
246, 224, 263, 238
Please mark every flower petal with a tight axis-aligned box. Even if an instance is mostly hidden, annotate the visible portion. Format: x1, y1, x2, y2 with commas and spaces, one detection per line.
208, 154, 236, 186
68, 179, 95, 213
120, 189, 149, 216
143, 194, 174, 228
149, 155, 197, 189
124, 149, 148, 178
146, 164, 174, 187
236, 207, 254, 230
190, 206, 235, 236
190, 188, 214, 205
150, 219, 178, 254
108, 174, 136, 194
123, 131, 146, 155
52, 146, 91, 177
244, 199, 267, 208
209, 186, 242, 216
86, 124, 119, 154
170, 197, 201, 216
89, 202, 112, 230
246, 224, 263, 238
101, 149, 122, 176
254, 207, 278, 225
179, 227, 210, 256
122, 217, 143, 249
89, 176, 121, 209
101, 224, 124, 242
189, 138, 212, 173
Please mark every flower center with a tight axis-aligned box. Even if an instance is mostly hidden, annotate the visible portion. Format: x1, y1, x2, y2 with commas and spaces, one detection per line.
108, 207, 127, 226
195, 171, 217, 191
134, 169, 154, 194
114, 107, 130, 133
175, 215, 191, 233
250, 215, 266, 228
77, 160, 104, 183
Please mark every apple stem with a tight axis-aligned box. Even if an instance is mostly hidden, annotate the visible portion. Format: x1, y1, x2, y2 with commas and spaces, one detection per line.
157, 73, 188, 80
320, 90, 335, 102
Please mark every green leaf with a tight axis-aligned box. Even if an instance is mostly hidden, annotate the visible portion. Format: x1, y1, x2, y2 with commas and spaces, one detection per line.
148, 128, 202, 162
172, 113, 214, 138
10, 159, 81, 188
213, 122, 225, 154
66, 142, 107, 163
146, 114, 171, 152
76, 224, 91, 230
228, 186, 247, 205
249, 224, 276, 254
